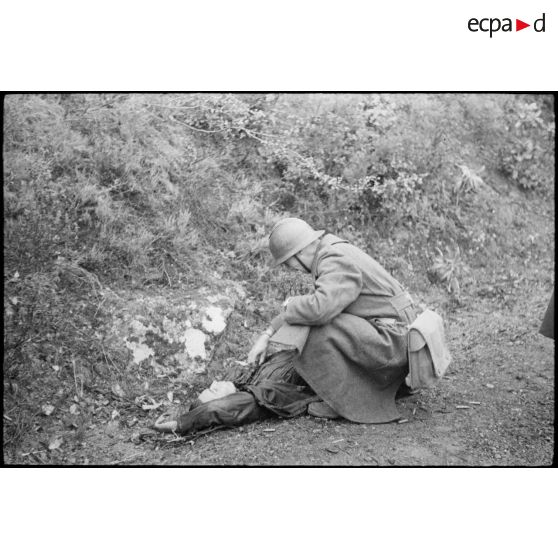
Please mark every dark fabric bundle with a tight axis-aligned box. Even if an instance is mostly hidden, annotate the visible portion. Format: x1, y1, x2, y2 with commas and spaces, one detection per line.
175, 351, 318, 435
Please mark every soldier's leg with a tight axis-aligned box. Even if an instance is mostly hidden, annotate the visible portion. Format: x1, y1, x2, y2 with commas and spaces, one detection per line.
171, 392, 272, 434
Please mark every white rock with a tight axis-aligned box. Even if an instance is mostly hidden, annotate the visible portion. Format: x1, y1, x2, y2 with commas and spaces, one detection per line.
125, 340, 155, 364
202, 305, 227, 334
182, 328, 207, 360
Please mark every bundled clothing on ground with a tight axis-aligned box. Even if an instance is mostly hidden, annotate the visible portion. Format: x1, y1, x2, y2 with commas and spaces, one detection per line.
175, 350, 319, 434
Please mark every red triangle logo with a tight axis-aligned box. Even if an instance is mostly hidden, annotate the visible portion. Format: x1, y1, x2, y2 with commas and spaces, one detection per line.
516, 19, 530, 31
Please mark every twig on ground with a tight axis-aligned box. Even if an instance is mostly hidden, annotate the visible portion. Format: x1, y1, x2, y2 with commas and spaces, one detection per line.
93, 296, 107, 319
72, 358, 81, 398
110, 453, 143, 465
162, 263, 172, 287
21, 450, 47, 458
160, 425, 232, 446
101, 344, 121, 376
172, 118, 221, 134
150, 104, 202, 111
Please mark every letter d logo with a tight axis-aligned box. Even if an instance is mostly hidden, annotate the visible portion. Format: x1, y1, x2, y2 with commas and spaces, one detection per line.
534, 13, 546, 32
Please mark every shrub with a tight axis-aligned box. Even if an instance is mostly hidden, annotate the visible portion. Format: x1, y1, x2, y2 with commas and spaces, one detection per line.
498, 97, 555, 193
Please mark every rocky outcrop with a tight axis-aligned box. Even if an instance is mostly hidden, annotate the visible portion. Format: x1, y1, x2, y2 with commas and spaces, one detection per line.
101, 283, 246, 381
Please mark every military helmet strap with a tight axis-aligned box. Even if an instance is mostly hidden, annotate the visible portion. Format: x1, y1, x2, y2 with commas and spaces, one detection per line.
293, 254, 311, 273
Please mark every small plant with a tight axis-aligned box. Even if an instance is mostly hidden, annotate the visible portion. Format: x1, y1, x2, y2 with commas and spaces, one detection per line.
428, 245, 467, 295
455, 164, 485, 192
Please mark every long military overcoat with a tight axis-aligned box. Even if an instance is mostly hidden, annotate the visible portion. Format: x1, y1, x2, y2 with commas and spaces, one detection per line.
270, 234, 419, 423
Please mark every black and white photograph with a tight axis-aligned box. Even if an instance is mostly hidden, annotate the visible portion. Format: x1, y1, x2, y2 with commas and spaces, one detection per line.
1, 1, 557, 555
3, 93, 554, 466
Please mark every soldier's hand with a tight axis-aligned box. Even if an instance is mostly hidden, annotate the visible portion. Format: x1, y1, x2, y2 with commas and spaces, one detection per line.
247, 334, 270, 366
282, 296, 294, 309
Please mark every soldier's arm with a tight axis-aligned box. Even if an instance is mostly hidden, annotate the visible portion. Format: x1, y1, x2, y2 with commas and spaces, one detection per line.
283, 251, 362, 326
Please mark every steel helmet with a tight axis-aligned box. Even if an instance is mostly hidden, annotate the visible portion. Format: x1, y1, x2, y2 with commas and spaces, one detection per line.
268, 218, 325, 265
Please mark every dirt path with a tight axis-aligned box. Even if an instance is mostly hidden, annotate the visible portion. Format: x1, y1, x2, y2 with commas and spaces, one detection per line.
14, 287, 552, 467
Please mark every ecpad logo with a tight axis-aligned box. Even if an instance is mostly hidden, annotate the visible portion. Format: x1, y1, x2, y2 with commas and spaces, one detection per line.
468, 13, 546, 37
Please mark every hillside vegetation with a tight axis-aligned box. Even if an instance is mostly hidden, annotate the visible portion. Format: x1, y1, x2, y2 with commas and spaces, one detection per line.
3, 93, 555, 464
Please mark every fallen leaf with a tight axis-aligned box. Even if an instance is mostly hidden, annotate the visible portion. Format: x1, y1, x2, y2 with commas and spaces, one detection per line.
486, 383, 495, 389
167, 391, 174, 403
48, 435, 63, 451
105, 420, 119, 437
111, 409, 120, 420
42, 404, 55, 416
69, 404, 80, 415
142, 401, 163, 411
52, 365, 60, 372
112, 384, 126, 398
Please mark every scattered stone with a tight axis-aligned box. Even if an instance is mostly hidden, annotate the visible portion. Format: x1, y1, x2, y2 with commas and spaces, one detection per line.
111, 384, 126, 398
105, 420, 119, 437
202, 305, 227, 334
48, 435, 63, 451
41, 404, 55, 416
182, 328, 207, 360
125, 340, 155, 364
